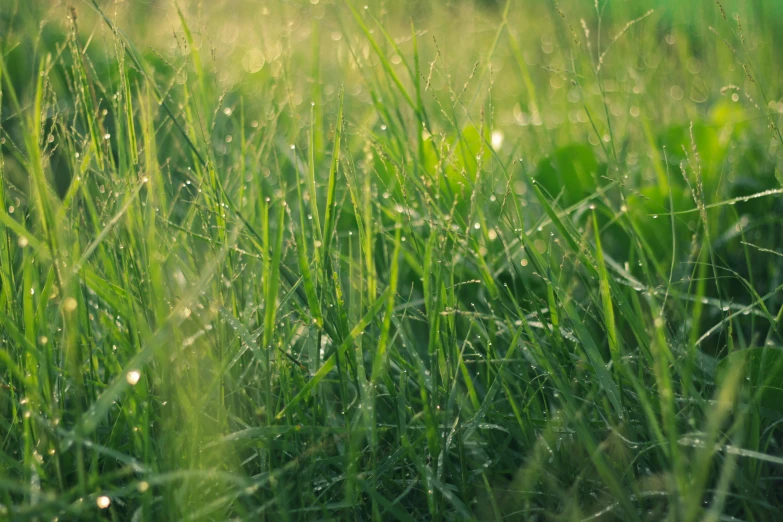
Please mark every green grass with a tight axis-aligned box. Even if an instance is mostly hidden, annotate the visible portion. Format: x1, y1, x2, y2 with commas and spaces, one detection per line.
1, 0, 783, 519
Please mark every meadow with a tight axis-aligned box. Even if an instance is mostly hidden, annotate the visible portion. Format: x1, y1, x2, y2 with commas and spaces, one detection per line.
1, 0, 782, 520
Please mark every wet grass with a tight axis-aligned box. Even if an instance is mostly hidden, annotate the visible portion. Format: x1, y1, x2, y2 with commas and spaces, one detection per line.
1, 0, 782, 520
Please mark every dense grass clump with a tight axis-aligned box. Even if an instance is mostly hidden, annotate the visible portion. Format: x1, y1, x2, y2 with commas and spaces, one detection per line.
1, 0, 783, 520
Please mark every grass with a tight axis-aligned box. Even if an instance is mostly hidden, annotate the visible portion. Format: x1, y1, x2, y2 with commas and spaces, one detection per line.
1, 0, 783, 520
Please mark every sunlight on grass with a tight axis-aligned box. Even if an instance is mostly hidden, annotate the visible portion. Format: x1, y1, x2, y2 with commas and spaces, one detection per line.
1, 0, 782, 520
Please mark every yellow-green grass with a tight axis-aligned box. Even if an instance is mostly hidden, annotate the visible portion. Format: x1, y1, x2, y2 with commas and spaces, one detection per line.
1, 0, 782, 520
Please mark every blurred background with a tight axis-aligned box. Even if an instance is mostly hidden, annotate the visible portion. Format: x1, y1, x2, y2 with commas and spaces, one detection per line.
4, 0, 782, 309
3, 0, 783, 194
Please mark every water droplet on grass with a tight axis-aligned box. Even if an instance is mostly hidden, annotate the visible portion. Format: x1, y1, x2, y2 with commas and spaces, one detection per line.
63, 297, 78, 312
491, 130, 504, 150
126, 370, 141, 386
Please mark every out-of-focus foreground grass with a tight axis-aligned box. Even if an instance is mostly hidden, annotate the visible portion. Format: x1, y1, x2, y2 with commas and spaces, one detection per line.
1, 0, 782, 520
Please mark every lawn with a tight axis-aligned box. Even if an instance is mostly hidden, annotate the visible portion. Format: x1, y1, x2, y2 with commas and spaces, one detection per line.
1, 0, 782, 520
